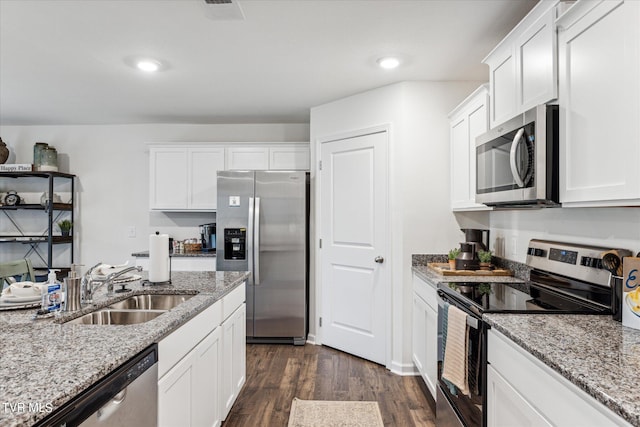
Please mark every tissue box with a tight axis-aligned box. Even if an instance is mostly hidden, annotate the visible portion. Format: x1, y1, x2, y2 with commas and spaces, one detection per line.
622, 257, 640, 329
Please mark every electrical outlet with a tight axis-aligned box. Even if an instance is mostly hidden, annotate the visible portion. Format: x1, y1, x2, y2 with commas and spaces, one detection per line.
510, 236, 518, 256
127, 226, 136, 238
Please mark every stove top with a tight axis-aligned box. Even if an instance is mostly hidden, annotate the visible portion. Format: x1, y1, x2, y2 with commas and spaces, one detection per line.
437, 239, 627, 316
438, 281, 610, 315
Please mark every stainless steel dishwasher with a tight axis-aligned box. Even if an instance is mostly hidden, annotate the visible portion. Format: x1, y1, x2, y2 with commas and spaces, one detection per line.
37, 344, 158, 427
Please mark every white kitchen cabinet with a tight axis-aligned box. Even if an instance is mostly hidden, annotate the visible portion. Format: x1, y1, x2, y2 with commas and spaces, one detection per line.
269, 145, 310, 170
149, 145, 225, 211
221, 303, 247, 420
226, 146, 270, 170
159, 327, 223, 427
411, 273, 438, 400
487, 329, 631, 426
483, 0, 559, 128
226, 144, 310, 170
557, 0, 640, 207
449, 84, 491, 211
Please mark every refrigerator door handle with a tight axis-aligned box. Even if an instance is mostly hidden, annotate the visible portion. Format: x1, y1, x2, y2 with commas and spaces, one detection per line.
254, 197, 261, 285
248, 197, 254, 285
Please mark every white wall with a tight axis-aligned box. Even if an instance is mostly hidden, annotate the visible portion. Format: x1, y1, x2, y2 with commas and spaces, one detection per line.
490, 208, 640, 262
0, 123, 309, 269
310, 80, 483, 373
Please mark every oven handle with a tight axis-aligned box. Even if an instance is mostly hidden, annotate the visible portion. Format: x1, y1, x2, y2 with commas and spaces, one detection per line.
509, 127, 526, 187
437, 290, 481, 329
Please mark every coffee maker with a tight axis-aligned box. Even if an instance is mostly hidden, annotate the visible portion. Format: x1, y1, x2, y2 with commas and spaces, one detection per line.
200, 223, 216, 252
455, 229, 490, 270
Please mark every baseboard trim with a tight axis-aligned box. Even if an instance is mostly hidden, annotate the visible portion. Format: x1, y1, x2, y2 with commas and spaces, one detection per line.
306, 334, 317, 345
390, 360, 419, 376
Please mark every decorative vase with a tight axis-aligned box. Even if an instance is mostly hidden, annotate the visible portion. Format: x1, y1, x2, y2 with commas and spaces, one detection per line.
0, 138, 9, 164
61, 230, 70, 237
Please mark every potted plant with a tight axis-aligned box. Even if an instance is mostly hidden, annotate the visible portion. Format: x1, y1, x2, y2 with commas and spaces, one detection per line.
448, 248, 460, 270
478, 250, 492, 270
57, 219, 72, 237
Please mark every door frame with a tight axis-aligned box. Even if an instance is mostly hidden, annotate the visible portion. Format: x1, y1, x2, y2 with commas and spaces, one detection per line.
314, 124, 392, 369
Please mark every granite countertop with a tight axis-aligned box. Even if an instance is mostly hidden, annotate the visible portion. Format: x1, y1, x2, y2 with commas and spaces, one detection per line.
0, 270, 249, 427
485, 314, 640, 426
132, 250, 216, 258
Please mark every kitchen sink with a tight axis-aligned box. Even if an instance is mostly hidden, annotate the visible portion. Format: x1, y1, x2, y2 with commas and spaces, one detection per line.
66, 309, 165, 325
107, 294, 195, 310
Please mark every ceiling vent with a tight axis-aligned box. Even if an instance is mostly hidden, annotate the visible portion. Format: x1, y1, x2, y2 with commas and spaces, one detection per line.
201, 0, 245, 20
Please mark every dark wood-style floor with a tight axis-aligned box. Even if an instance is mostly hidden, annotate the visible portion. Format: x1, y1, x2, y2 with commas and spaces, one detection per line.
222, 344, 435, 426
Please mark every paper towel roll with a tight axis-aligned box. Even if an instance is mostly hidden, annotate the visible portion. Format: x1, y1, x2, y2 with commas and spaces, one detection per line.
149, 232, 170, 283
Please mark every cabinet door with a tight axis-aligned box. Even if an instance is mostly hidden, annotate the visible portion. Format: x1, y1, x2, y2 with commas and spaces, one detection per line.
516, 6, 557, 112
226, 147, 269, 170
192, 328, 223, 427
487, 364, 552, 427
269, 146, 310, 170
450, 85, 490, 211
424, 305, 438, 397
150, 147, 188, 210
158, 351, 194, 427
558, 0, 640, 206
189, 147, 225, 210
488, 45, 517, 128
412, 294, 427, 375
221, 303, 246, 420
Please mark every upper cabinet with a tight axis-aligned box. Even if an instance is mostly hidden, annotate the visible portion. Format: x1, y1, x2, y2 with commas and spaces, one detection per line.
449, 84, 492, 211
149, 143, 309, 211
483, 0, 559, 128
557, 0, 640, 206
150, 145, 225, 211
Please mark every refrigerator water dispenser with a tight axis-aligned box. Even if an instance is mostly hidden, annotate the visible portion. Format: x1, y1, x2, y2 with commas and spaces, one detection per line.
224, 228, 246, 260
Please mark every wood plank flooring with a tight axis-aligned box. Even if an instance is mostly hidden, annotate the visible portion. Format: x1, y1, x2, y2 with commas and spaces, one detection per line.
222, 344, 435, 427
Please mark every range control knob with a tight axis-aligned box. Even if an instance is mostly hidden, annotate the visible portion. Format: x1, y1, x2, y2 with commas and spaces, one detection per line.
580, 256, 604, 269
527, 247, 546, 257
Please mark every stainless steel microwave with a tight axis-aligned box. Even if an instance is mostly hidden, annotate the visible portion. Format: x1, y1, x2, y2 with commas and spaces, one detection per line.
475, 104, 559, 207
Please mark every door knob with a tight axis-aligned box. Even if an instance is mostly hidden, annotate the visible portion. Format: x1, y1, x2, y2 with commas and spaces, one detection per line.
374, 256, 384, 264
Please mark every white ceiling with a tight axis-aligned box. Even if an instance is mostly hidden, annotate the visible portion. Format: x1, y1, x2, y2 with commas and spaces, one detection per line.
0, 0, 537, 126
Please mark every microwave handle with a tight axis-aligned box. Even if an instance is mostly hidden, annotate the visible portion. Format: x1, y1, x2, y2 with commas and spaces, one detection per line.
509, 128, 526, 187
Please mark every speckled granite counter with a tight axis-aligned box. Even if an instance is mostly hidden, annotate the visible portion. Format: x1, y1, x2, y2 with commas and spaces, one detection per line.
485, 314, 640, 426
132, 250, 216, 258
0, 270, 249, 427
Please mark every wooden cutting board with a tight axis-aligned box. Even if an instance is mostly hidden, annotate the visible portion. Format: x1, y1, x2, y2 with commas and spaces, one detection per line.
428, 262, 513, 276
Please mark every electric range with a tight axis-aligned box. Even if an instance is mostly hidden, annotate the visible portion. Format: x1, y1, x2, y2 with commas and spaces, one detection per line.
435, 239, 628, 427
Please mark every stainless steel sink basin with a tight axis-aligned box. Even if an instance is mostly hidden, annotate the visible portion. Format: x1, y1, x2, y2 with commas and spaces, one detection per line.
107, 294, 195, 310
66, 309, 165, 325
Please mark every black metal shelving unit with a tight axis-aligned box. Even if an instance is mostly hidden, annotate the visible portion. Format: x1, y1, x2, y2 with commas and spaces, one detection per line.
0, 171, 75, 276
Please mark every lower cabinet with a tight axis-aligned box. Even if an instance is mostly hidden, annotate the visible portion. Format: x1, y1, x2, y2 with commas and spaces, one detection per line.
158, 283, 246, 427
221, 304, 247, 420
412, 273, 438, 399
487, 329, 630, 427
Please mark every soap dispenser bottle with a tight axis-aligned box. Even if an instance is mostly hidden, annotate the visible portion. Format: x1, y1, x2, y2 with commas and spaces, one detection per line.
63, 264, 82, 312
41, 270, 62, 314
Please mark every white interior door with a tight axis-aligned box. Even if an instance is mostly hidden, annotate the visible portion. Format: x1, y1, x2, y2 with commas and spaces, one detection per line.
320, 130, 388, 365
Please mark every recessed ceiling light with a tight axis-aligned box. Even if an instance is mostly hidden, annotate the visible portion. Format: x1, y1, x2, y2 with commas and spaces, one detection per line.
136, 59, 160, 72
377, 56, 400, 70
124, 56, 168, 73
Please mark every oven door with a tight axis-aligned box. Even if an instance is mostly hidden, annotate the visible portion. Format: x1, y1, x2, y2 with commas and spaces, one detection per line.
437, 290, 486, 427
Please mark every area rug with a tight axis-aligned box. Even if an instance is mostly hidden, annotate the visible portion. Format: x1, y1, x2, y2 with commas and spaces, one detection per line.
287, 397, 384, 427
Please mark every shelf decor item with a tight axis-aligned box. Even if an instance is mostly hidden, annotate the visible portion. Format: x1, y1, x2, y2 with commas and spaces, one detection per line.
33, 142, 48, 170
478, 250, 493, 270
57, 219, 72, 236
0, 138, 9, 164
40, 146, 58, 171
448, 248, 460, 270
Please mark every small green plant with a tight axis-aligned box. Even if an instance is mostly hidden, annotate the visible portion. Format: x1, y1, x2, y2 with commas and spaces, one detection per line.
57, 219, 73, 232
448, 248, 460, 260
478, 250, 492, 263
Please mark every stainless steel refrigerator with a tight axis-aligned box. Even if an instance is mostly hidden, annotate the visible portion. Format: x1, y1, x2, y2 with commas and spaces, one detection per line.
216, 171, 308, 345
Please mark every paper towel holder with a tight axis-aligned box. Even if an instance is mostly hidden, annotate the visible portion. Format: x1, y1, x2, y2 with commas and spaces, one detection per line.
142, 256, 172, 286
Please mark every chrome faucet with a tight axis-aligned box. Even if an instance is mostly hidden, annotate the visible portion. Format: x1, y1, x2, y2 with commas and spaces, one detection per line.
83, 265, 143, 300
